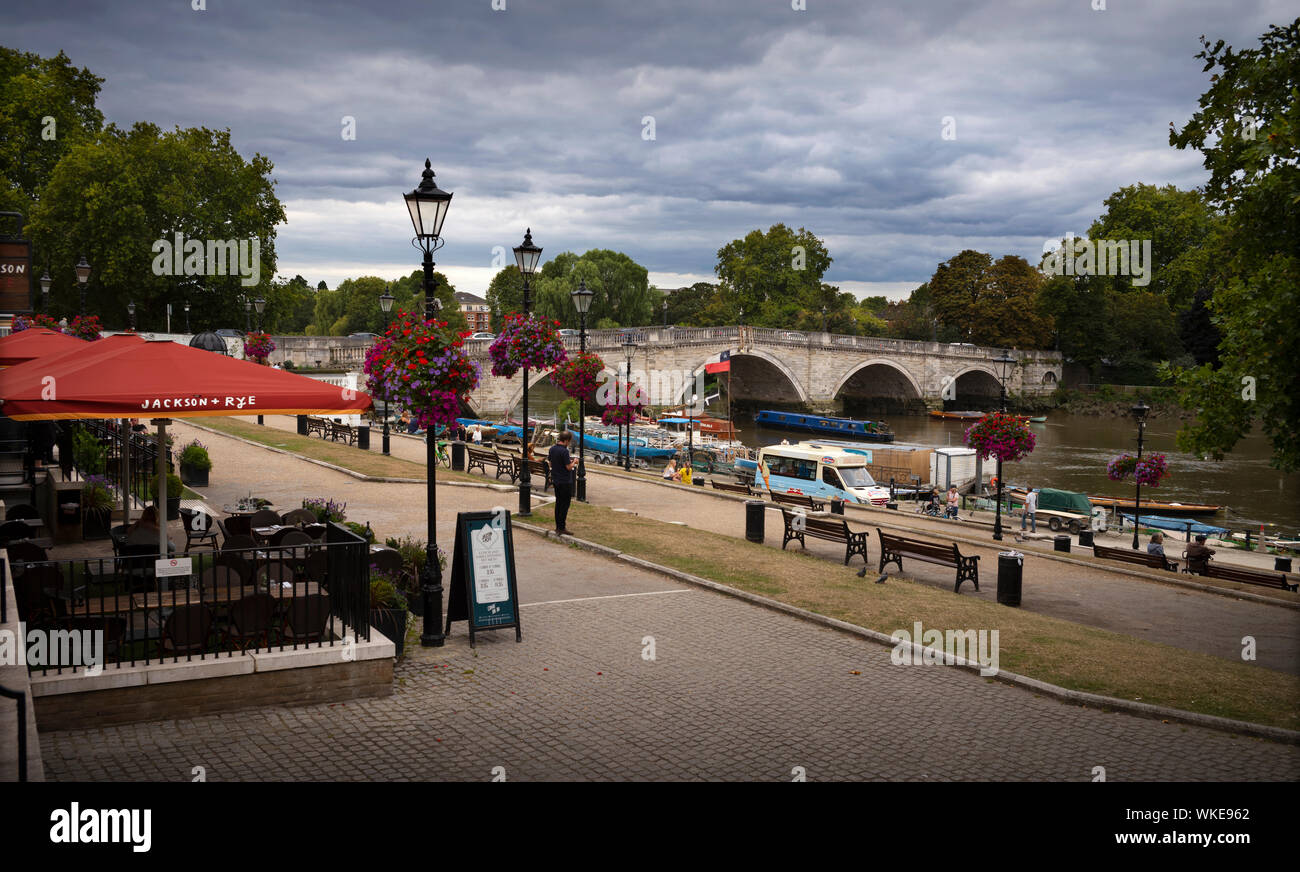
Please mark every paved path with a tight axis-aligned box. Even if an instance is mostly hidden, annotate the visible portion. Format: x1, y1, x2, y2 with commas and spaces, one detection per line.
252, 415, 1300, 676
38, 418, 1299, 780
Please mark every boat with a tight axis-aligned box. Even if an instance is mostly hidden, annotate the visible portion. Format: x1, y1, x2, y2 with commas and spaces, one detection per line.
754, 410, 894, 442
1028, 415, 1047, 423
655, 415, 738, 439
1088, 495, 1223, 516
1118, 514, 1230, 538
928, 410, 984, 420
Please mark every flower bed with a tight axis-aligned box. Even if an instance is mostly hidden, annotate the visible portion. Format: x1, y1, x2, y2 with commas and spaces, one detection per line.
488, 313, 567, 378
303, 497, 347, 523
362, 310, 480, 431
12, 314, 62, 332
964, 411, 1037, 463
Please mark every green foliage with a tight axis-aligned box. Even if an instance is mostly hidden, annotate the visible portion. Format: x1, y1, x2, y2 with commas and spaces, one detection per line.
148, 472, 183, 499
344, 520, 375, 543
1164, 20, 1300, 470
71, 428, 106, 474
556, 397, 580, 426
179, 440, 212, 471
928, 250, 1052, 348
310, 271, 464, 335
714, 224, 838, 328
369, 576, 408, 611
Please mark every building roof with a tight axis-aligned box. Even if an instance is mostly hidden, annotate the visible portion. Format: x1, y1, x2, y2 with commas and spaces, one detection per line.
454, 291, 487, 306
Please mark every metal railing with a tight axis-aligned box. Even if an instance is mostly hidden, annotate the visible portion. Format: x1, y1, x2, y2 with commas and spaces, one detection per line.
9, 521, 371, 674
82, 420, 172, 508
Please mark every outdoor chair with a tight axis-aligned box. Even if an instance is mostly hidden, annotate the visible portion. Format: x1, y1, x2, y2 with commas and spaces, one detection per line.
280, 508, 317, 527
281, 593, 331, 644
221, 514, 252, 539
116, 544, 160, 591
180, 508, 219, 552
4, 503, 40, 521
303, 523, 328, 542
62, 615, 127, 660
303, 551, 330, 587
14, 573, 53, 624
255, 561, 297, 587
199, 565, 245, 599
222, 594, 276, 652
0, 520, 32, 546
221, 534, 258, 554
370, 547, 403, 577
248, 509, 282, 529
269, 526, 307, 547
6, 541, 48, 567
212, 553, 252, 585
160, 603, 214, 657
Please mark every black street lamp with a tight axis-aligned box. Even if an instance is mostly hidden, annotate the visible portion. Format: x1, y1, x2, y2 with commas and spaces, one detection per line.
243, 298, 251, 333
39, 270, 51, 312
662, 298, 668, 328
1131, 401, 1150, 550
622, 338, 637, 471
821, 304, 828, 333
74, 255, 90, 315
991, 350, 1016, 542
572, 279, 593, 501
254, 296, 265, 332
127, 301, 136, 331
184, 300, 191, 334
513, 228, 542, 515
404, 157, 453, 647
379, 291, 395, 455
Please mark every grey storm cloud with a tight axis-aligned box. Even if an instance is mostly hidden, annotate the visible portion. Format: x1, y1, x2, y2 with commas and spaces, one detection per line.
5, 0, 1292, 293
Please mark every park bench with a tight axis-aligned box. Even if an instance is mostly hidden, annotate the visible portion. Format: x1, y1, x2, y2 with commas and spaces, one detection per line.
781, 509, 869, 566
327, 420, 358, 445
465, 445, 518, 482
519, 457, 553, 492
1203, 562, 1297, 592
304, 416, 331, 439
1093, 543, 1177, 572
876, 528, 981, 593
771, 490, 826, 512
710, 480, 753, 495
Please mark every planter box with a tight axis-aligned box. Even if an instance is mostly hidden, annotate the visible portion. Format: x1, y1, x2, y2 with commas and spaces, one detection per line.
370, 608, 408, 657
180, 463, 210, 488
82, 507, 112, 540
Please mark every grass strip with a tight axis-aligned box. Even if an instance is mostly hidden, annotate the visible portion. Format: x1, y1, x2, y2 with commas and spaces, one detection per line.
535, 501, 1300, 731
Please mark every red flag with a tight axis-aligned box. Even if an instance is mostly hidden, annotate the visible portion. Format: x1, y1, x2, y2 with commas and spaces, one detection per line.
704, 349, 730, 373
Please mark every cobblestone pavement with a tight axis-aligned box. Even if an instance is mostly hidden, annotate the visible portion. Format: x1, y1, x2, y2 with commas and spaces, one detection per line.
38, 420, 1300, 781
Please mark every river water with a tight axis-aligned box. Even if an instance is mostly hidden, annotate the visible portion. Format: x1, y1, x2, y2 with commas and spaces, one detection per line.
516, 384, 1299, 535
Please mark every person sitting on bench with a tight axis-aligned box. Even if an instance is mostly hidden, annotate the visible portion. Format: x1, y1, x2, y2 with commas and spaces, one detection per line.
1147, 531, 1168, 560
1185, 534, 1215, 574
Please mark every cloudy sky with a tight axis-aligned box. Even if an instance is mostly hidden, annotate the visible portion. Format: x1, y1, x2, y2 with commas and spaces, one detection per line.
6, 0, 1290, 299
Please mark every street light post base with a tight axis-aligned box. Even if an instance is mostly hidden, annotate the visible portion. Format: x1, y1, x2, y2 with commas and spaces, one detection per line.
518, 482, 532, 516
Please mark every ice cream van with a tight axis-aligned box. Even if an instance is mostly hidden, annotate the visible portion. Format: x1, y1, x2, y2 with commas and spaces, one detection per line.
752, 443, 891, 506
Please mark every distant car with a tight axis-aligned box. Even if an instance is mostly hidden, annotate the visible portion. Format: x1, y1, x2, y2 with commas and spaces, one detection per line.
469, 332, 496, 340
214, 328, 244, 338
558, 329, 579, 337
349, 332, 380, 341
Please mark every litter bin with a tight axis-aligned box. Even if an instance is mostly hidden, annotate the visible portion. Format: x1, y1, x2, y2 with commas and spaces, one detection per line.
886, 502, 899, 511
296, 415, 308, 436
1078, 529, 1094, 548
997, 551, 1023, 606
830, 498, 844, 515
356, 424, 370, 451
1276, 557, 1293, 573
451, 442, 465, 471
1053, 534, 1070, 553
745, 500, 765, 543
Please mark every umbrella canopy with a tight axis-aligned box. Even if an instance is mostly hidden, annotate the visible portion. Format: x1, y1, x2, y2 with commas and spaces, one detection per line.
0, 338, 372, 420
0, 328, 87, 367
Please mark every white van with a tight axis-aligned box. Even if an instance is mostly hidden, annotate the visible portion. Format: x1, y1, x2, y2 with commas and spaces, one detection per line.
753, 443, 891, 506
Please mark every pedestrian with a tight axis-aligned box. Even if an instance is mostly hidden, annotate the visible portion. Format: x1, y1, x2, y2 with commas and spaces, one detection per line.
471, 426, 483, 445
1021, 487, 1038, 533
946, 485, 960, 519
548, 430, 578, 536
1185, 533, 1216, 574
1147, 531, 1166, 558
679, 463, 693, 485
662, 458, 677, 480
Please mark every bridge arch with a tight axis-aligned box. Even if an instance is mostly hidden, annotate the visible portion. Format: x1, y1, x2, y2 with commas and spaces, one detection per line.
945, 366, 1003, 407
831, 359, 924, 413
698, 348, 808, 406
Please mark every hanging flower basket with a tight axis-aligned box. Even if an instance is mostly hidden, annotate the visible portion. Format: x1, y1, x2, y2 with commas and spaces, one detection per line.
549, 352, 604, 402
1107, 452, 1168, 487
243, 331, 275, 362
362, 310, 480, 431
12, 314, 62, 332
599, 380, 646, 426
488, 313, 567, 378
66, 314, 102, 341
964, 411, 1037, 463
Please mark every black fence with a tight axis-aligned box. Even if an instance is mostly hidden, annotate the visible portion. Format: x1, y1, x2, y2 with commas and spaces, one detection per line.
7, 521, 372, 674
82, 420, 172, 506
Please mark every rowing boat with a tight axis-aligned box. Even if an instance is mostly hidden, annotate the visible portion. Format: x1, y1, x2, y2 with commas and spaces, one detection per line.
1088, 495, 1223, 516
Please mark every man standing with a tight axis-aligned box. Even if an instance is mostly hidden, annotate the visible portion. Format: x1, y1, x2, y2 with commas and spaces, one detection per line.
1021, 487, 1038, 533
548, 430, 578, 536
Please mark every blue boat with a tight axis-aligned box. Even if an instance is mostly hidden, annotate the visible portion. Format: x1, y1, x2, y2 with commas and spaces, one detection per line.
1119, 514, 1229, 538
755, 410, 894, 442
573, 429, 677, 460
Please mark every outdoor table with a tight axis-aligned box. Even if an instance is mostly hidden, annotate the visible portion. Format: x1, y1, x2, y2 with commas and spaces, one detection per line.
72, 593, 139, 616
135, 581, 323, 610
252, 525, 289, 543
222, 504, 275, 516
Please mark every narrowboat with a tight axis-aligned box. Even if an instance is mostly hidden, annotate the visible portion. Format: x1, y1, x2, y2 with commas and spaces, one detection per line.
754, 410, 894, 442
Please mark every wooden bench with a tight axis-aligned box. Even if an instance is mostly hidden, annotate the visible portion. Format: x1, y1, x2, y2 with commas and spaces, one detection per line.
327, 420, 358, 445
877, 528, 980, 593
304, 416, 331, 439
519, 457, 553, 492
781, 509, 869, 566
1093, 544, 1177, 572
465, 446, 518, 482
771, 490, 826, 512
1204, 562, 1297, 592
710, 480, 753, 495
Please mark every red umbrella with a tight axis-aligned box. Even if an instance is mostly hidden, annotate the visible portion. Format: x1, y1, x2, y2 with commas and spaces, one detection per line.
0, 328, 87, 367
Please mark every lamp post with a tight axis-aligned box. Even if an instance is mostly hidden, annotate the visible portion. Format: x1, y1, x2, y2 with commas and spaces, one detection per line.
254, 296, 265, 333
184, 300, 191, 334
688, 391, 697, 471
572, 280, 593, 501
126, 301, 136, 331
243, 298, 251, 333
379, 292, 395, 455
513, 228, 542, 516
662, 298, 668, 328
821, 304, 828, 333
991, 350, 1016, 542
39, 270, 51, 312
622, 338, 637, 471
74, 255, 90, 315
404, 157, 453, 647
1131, 401, 1150, 550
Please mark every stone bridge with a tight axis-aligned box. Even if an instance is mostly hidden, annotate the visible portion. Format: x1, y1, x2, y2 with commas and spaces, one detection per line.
274, 326, 1062, 417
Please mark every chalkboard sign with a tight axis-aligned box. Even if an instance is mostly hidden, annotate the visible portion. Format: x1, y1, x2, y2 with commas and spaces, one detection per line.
445, 510, 522, 647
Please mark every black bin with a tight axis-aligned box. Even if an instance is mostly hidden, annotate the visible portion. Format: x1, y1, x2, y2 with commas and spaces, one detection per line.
356, 425, 370, 451
997, 551, 1023, 606
745, 500, 765, 543
830, 498, 844, 515
1078, 529, 1094, 547
886, 502, 899, 511
452, 442, 466, 471
1276, 557, 1293, 573
296, 415, 308, 436
1054, 535, 1071, 553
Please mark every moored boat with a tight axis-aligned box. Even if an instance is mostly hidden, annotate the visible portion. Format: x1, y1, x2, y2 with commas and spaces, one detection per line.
1088, 495, 1223, 516
1118, 513, 1230, 538
755, 410, 894, 442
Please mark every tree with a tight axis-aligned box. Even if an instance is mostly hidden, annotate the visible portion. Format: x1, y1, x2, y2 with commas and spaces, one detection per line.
1164, 20, 1300, 470
715, 224, 833, 327
928, 251, 1052, 348
664, 281, 719, 325
311, 271, 464, 335
485, 265, 525, 331
510, 249, 655, 328
0, 48, 104, 216
27, 122, 284, 331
